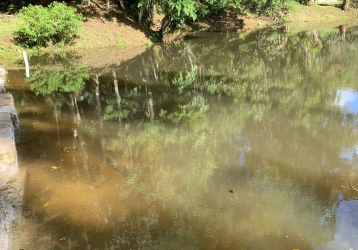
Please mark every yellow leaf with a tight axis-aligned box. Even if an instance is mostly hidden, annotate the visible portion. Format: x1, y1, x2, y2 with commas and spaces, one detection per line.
51, 166, 58, 170
43, 202, 50, 208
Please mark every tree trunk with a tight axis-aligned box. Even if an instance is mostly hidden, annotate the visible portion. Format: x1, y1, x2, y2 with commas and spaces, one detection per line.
158, 14, 170, 40
342, 0, 349, 11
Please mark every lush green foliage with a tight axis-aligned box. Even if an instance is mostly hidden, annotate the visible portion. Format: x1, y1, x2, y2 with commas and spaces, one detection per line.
16, 2, 82, 47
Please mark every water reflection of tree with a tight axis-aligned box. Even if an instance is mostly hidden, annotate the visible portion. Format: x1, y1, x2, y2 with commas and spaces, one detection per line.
98, 26, 358, 249
23, 25, 358, 249
28, 53, 89, 95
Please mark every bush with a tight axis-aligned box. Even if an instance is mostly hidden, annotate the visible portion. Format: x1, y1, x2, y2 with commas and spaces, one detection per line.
240, 0, 283, 15
16, 2, 82, 48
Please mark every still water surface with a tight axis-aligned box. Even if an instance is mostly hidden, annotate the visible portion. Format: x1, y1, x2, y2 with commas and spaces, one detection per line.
6, 25, 358, 249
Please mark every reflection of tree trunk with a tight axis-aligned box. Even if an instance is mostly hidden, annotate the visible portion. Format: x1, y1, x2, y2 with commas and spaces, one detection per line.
74, 126, 91, 180
149, 55, 158, 81
312, 30, 321, 48
255, 31, 269, 84
66, 92, 80, 126
112, 69, 121, 108
92, 74, 106, 182
229, 52, 234, 74
342, 0, 349, 11
53, 105, 64, 172
93, 74, 101, 115
339, 25, 346, 40
184, 42, 197, 69
303, 43, 311, 70
151, 53, 159, 80
145, 91, 154, 121
141, 56, 150, 79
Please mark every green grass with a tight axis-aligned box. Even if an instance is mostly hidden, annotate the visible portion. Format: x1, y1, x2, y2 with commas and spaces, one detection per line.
0, 17, 24, 65
116, 41, 128, 49
285, 0, 305, 13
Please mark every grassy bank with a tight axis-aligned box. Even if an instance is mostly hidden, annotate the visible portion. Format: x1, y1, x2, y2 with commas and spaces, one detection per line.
0, 16, 22, 65
0, 6, 154, 69
284, 1, 358, 23
1, 2, 358, 68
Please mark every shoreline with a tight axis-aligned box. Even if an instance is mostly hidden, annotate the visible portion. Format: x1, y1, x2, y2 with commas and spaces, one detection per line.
1, 3, 358, 68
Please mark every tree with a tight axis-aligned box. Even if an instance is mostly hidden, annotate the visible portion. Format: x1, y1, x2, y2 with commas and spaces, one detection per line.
342, 0, 349, 11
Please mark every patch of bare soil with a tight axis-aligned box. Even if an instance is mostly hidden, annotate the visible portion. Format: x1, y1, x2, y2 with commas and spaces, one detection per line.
203, 12, 274, 32
63, 1, 152, 68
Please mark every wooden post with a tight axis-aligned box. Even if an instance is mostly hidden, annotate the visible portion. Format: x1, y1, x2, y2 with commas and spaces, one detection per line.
22, 51, 30, 78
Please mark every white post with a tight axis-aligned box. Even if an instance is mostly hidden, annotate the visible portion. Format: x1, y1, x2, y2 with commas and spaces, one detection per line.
22, 51, 30, 78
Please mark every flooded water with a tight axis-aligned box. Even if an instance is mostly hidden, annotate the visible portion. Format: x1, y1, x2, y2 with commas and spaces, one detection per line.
6, 25, 358, 249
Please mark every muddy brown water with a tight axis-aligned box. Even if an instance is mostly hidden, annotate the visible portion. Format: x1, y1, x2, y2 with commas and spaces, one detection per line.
5, 26, 358, 249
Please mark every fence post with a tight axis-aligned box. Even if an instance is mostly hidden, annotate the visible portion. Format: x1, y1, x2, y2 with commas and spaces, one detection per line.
22, 51, 30, 78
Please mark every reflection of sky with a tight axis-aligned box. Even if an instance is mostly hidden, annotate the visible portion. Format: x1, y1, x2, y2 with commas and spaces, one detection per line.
235, 132, 252, 167
340, 145, 358, 164
335, 89, 358, 114
335, 89, 358, 165
316, 199, 358, 250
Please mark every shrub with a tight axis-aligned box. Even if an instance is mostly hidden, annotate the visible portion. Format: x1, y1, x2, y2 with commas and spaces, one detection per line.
16, 2, 82, 47
240, 0, 283, 15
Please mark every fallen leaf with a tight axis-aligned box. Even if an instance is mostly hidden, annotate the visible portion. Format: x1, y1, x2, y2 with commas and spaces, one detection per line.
51, 166, 58, 170
5, 178, 14, 184
43, 202, 50, 208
